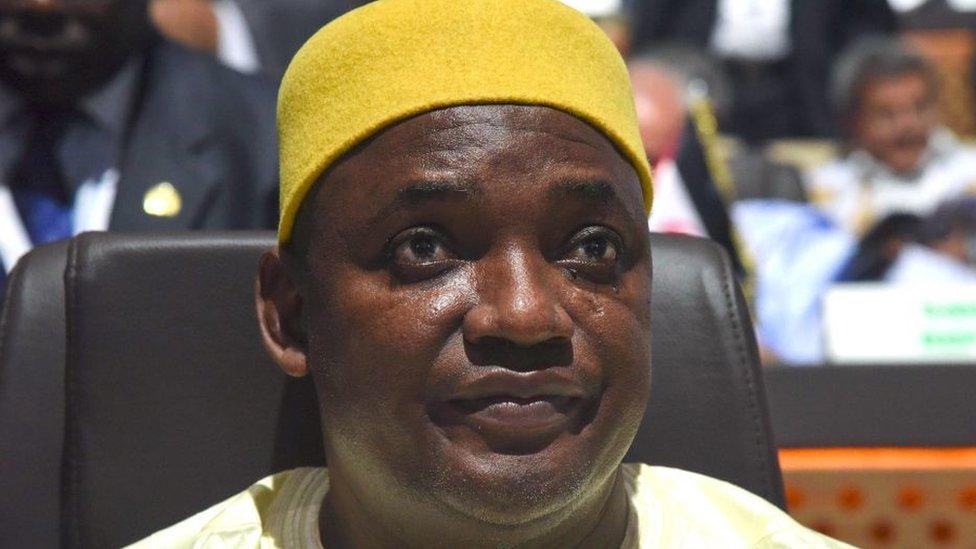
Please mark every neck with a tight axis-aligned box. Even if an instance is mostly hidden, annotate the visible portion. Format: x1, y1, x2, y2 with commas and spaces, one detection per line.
320, 465, 630, 549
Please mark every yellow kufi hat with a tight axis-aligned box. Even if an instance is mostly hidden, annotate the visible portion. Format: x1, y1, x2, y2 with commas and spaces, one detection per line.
277, 0, 652, 243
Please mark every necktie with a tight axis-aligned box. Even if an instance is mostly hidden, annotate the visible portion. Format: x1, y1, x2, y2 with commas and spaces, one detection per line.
9, 107, 75, 246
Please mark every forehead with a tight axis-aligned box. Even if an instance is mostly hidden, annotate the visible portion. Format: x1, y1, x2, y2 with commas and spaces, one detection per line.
308, 104, 645, 226
367, 104, 617, 150
861, 72, 932, 101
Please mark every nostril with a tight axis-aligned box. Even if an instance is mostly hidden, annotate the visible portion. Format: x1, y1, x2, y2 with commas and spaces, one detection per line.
463, 336, 574, 370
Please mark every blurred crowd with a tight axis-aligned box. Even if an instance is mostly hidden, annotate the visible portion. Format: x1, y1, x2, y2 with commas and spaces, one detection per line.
4, 0, 976, 365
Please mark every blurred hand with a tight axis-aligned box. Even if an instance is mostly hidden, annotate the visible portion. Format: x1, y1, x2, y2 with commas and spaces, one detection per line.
151, 0, 218, 55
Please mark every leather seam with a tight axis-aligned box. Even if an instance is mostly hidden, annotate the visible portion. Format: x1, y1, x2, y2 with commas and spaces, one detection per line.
0, 263, 22, 382
717, 249, 775, 503
62, 237, 83, 548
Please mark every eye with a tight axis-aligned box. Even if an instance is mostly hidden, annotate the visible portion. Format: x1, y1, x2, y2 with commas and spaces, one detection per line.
576, 236, 617, 263
399, 234, 445, 262
559, 226, 624, 284
387, 227, 456, 282
565, 227, 621, 263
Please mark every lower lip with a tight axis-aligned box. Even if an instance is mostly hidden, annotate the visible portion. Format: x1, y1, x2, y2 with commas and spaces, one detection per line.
436, 396, 584, 451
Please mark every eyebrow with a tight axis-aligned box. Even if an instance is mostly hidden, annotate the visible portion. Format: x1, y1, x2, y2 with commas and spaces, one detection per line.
547, 179, 617, 205
547, 178, 646, 225
366, 179, 483, 227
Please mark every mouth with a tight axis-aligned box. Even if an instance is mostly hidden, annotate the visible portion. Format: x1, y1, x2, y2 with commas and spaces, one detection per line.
0, 15, 89, 53
431, 371, 592, 454
892, 136, 927, 154
451, 394, 581, 427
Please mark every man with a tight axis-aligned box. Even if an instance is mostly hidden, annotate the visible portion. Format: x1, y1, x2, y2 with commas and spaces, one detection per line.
0, 0, 277, 295
808, 38, 976, 235
628, 0, 896, 140
135, 0, 846, 546
628, 49, 752, 276
629, 57, 705, 236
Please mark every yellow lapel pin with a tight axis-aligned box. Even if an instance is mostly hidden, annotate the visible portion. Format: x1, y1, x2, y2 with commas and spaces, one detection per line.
143, 182, 182, 218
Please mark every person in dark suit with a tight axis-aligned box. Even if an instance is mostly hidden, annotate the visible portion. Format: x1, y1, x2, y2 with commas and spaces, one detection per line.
0, 0, 277, 295
628, 0, 897, 140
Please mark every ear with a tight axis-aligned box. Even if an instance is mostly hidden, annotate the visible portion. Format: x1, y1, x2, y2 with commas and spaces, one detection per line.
256, 247, 309, 377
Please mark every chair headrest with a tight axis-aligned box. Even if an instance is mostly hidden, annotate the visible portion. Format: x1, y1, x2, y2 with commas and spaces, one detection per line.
59, 232, 781, 547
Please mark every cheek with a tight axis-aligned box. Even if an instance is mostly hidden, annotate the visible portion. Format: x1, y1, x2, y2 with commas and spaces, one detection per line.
305, 268, 472, 433
565, 268, 652, 406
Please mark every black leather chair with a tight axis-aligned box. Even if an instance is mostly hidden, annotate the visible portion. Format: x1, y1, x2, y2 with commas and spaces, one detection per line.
0, 241, 70, 549
1, 232, 784, 548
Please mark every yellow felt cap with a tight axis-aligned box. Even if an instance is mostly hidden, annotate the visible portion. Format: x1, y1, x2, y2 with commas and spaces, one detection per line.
277, 0, 652, 243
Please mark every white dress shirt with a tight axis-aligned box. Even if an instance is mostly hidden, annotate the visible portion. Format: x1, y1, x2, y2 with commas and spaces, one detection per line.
648, 159, 708, 237
213, 0, 261, 74
711, 0, 792, 62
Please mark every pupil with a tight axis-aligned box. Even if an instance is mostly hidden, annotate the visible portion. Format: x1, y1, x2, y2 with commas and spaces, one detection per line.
411, 237, 436, 258
584, 239, 607, 258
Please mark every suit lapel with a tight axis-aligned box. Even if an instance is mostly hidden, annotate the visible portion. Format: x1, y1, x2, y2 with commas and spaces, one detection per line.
110, 45, 222, 231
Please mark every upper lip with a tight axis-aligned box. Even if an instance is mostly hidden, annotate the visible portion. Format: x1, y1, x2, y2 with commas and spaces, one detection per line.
444, 369, 588, 403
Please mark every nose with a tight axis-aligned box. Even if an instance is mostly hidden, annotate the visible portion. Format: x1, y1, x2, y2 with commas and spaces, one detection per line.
463, 246, 574, 348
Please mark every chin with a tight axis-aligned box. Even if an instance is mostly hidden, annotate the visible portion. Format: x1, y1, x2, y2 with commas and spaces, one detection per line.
440, 455, 592, 527
885, 148, 926, 175
423, 422, 629, 528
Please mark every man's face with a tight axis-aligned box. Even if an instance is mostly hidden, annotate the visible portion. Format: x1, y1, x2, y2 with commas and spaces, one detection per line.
0, 0, 149, 104
276, 105, 651, 529
853, 72, 938, 175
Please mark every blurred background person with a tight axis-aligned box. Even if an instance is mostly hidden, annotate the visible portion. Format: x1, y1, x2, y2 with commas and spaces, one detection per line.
883, 0, 976, 143
915, 196, 976, 271
842, 196, 976, 283
628, 47, 745, 275
629, 53, 705, 236
151, 0, 348, 79
834, 213, 923, 282
808, 38, 976, 236
628, 0, 896, 141
0, 0, 277, 297
735, 193, 976, 366
732, 199, 855, 365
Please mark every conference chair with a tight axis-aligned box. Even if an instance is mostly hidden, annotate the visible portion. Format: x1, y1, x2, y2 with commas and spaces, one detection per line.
0, 241, 70, 548
0, 232, 784, 548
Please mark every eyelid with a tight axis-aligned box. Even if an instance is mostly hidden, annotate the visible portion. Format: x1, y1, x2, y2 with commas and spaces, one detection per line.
385, 225, 460, 267
386, 226, 447, 254
563, 225, 625, 258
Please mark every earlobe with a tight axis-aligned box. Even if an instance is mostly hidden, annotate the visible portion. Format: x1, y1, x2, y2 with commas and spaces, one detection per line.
255, 247, 310, 378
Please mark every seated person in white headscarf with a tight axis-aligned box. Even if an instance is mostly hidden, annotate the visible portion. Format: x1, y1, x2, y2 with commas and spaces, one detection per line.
808, 37, 976, 235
